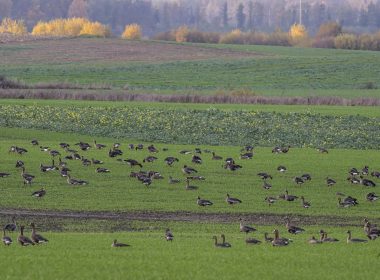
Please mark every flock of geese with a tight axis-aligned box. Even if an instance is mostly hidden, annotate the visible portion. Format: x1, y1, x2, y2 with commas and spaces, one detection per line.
2, 218, 48, 246
1, 140, 379, 248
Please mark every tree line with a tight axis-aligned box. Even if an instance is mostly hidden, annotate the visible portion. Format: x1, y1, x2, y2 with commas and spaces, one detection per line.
1, 0, 380, 36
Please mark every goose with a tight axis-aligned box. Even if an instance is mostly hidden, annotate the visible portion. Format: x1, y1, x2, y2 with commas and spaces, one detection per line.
143, 156, 158, 163
49, 150, 61, 157
187, 176, 206, 181
94, 140, 106, 149
337, 197, 356, 208
239, 219, 256, 234
262, 181, 272, 190
165, 228, 174, 241
225, 158, 235, 165
182, 165, 197, 175
284, 190, 298, 202
15, 160, 25, 168
40, 160, 57, 172
226, 194, 242, 205
281, 146, 290, 153
168, 176, 181, 184
257, 172, 272, 180
75, 142, 91, 151
346, 230, 368, 243
191, 155, 202, 164
96, 167, 110, 173
30, 223, 48, 244
212, 236, 229, 248
162, 148, 169, 152
224, 162, 242, 171
40, 146, 50, 152
362, 166, 369, 176
301, 174, 311, 181
147, 145, 159, 153
109, 148, 123, 158
220, 234, 232, 247
360, 176, 376, 187
58, 157, 67, 167
81, 157, 91, 166
135, 144, 144, 150
4, 217, 17, 232
65, 153, 81, 160
264, 232, 274, 243
272, 147, 282, 154
59, 142, 70, 149
300, 196, 311, 208
293, 177, 304, 186
17, 226, 34, 246
194, 148, 202, 154
308, 236, 322, 244
91, 158, 103, 165
265, 196, 277, 206
2, 229, 12, 245
0, 172, 10, 178
277, 165, 287, 172
21, 167, 35, 186
245, 237, 261, 245
319, 230, 339, 242
240, 152, 253, 160
32, 188, 46, 198
366, 192, 379, 202
271, 229, 289, 246
164, 157, 179, 166
326, 177, 336, 187
349, 168, 359, 176
128, 144, 134, 150
9, 146, 28, 155
113, 143, 121, 149
211, 152, 222, 160
185, 179, 198, 190
317, 147, 328, 153
117, 159, 142, 168
30, 139, 39, 146
60, 167, 70, 177
363, 222, 380, 240
347, 176, 360, 184
67, 175, 88, 186
371, 171, 380, 178
112, 239, 130, 247
197, 196, 213, 206
285, 219, 305, 234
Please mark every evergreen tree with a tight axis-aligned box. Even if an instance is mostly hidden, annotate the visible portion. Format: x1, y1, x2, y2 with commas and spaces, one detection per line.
236, 3, 245, 30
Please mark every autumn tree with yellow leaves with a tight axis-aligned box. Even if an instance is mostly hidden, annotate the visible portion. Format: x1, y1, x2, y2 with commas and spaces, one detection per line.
121, 24, 142, 40
0, 18, 27, 35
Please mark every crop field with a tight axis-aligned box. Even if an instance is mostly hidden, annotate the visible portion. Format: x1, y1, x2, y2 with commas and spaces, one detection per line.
1, 38, 380, 97
1, 38, 380, 280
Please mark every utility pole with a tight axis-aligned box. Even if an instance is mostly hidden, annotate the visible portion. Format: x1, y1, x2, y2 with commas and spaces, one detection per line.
299, 0, 302, 25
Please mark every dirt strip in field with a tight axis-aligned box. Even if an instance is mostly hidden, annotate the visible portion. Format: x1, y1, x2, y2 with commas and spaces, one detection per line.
0, 208, 375, 228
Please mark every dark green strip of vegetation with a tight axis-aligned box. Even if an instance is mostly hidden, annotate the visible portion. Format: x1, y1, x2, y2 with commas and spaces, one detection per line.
0, 104, 378, 149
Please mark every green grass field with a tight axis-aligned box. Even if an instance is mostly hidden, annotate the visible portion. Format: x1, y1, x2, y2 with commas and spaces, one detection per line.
1, 38, 380, 97
0, 222, 378, 280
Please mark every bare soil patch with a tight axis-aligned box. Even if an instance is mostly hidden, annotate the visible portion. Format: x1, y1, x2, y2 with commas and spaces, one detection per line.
0, 38, 261, 65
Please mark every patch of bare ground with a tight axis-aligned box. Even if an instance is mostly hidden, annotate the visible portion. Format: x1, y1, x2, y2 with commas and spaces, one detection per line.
0, 37, 262, 65
0, 208, 376, 232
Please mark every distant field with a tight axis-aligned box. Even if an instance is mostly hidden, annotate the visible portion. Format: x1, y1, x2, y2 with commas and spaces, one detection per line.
0, 221, 378, 280
1, 38, 380, 97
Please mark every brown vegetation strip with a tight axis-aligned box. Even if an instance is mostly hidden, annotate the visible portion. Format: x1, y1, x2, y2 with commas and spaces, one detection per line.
1, 89, 380, 106
0, 208, 375, 228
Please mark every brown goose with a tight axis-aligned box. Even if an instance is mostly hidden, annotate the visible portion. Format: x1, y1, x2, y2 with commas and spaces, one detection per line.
264, 232, 274, 243
94, 140, 106, 149
277, 165, 287, 172
165, 229, 174, 241
112, 239, 130, 247
364, 222, 380, 240
91, 158, 104, 165
317, 147, 328, 153
67, 175, 88, 185
182, 165, 197, 175
226, 194, 242, 205
168, 176, 180, 184
21, 167, 35, 185
245, 236, 261, 245
265, 196, 277, 206
308, 236, 322, 244
293, 177, 304, 186
220, 234, 232, 247
366, 192, 379, 202
164, 157, 179, 166
284, 190, 298, 202
15, 160, 25, 168
143, 156, 158, 163
31, 188, 46, 198
319, 230, 339, 242
285, 219, 305, 234
211, 152, 222, 160
96, 167, 110, 173
2, 229, 12, 246
0, 172, 10, 178
301, 196, 311, 208
212, 236, 230, 248
30, 223, 48, 244
326, 177, 336, 187
17, 225, 34, 246
4, 217, 17, 232
272, 229, 289, 246
185, 179, 198, 190
192, 155, 202, 164
346, 230, 367, 243
239, 218, 256, 234
262, 181, 272, 190
257, 172, 272, 180
197, 196, 213, 206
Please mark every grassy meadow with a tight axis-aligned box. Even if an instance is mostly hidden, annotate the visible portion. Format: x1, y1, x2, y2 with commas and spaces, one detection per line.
1, 38, 380, 97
